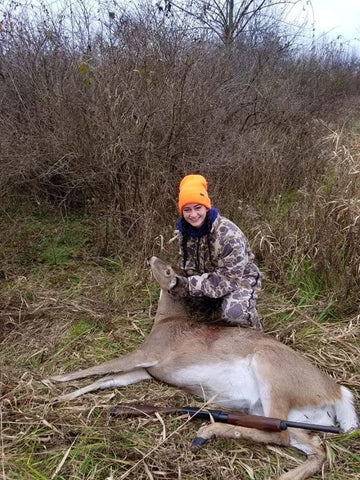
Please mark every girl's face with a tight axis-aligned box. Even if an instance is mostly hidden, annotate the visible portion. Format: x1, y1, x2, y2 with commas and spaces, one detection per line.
182, 204, 208, 228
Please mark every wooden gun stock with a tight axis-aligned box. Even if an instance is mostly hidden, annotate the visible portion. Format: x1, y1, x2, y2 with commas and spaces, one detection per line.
109, 403, 340, 434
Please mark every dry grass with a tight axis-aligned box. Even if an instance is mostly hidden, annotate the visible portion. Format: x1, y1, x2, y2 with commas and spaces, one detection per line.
1, 258, 359, 480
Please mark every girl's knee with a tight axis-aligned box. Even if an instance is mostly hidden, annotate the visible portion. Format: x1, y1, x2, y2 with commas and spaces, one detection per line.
222, 304, 263, 330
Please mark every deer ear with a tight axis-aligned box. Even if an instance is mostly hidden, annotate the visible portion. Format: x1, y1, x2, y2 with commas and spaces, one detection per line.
169, 277, 178, 290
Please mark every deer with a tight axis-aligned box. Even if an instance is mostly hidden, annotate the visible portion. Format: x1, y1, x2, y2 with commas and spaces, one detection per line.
49, 256, 359, 480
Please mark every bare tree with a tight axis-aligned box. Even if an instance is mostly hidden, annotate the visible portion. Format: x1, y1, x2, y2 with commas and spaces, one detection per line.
162, 0, 304, 45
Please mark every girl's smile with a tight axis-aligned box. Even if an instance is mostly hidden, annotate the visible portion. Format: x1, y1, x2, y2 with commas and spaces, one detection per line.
182, 203, 208, 228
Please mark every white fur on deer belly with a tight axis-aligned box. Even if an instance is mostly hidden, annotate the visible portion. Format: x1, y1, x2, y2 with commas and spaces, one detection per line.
169, 358, 261, 411
288, 404, 336, 426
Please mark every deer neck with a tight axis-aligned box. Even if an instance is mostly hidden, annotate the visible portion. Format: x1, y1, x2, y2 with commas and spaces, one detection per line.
154, 289, 188, 324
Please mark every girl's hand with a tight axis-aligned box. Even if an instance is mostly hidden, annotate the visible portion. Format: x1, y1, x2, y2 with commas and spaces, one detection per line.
170, 275, 189, 297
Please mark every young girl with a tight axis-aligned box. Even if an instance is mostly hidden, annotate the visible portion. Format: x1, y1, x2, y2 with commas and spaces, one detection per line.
176, 174, 263, 330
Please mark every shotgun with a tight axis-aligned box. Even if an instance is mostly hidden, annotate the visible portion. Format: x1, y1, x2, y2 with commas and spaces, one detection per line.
109, 403, 340, 434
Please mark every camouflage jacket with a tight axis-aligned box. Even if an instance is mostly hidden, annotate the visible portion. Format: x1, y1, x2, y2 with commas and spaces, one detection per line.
178, 215, 262, 299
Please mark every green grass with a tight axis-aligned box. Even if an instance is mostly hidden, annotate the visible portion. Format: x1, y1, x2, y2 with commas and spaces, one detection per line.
287, 256, 325, 304
0, 207, 94, 271
275, 189, 300, 216
69, 318, 101, 337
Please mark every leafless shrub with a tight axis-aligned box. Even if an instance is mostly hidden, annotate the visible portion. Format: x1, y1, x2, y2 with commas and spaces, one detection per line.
1, 1, 360, 305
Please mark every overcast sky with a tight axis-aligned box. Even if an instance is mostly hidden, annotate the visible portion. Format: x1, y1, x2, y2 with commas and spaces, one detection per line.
309, 0, 360, 43
2, 1, 360, 50
283, 0, 360, 53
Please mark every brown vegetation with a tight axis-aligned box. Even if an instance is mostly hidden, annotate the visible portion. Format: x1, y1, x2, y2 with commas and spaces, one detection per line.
0, 1, 359, 479
1, 2, 359, 307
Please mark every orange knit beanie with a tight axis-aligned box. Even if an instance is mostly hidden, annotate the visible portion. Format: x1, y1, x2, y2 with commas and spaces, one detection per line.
178, 174, 211, 213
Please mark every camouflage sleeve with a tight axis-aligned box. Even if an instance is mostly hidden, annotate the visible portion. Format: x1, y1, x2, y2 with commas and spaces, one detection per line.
187, 234, 248, 298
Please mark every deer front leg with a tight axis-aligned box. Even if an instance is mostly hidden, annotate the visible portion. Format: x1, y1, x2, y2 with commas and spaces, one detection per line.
191, 422, 290, 451
50, 349, 158, 382
54, 368, 152, 402
192, 424, 326, 480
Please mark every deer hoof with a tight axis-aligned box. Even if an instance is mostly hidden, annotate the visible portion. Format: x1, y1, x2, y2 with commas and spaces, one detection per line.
191, 434, 216, 452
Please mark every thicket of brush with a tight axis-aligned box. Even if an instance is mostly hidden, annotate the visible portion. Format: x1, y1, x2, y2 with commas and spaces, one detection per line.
1, 0, 360, 312
1, 4, 360, 479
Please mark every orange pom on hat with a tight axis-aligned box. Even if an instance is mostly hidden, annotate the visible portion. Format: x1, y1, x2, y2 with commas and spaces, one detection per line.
178, 174, 211, 213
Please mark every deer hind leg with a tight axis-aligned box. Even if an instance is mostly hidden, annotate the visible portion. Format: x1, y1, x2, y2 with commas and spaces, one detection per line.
53, 368, 152, 402
279, 430, 326, 480
191, 386, 292, 450
50, 350, 158, 383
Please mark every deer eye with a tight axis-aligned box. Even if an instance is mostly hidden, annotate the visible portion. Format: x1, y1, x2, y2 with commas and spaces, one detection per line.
165, 269, 171, 276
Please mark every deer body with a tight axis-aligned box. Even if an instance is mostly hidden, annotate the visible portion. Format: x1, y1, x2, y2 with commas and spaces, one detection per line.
50, 257, 359, 480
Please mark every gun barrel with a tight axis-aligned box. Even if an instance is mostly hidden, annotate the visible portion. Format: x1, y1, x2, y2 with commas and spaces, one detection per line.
282, 420, 340, 434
